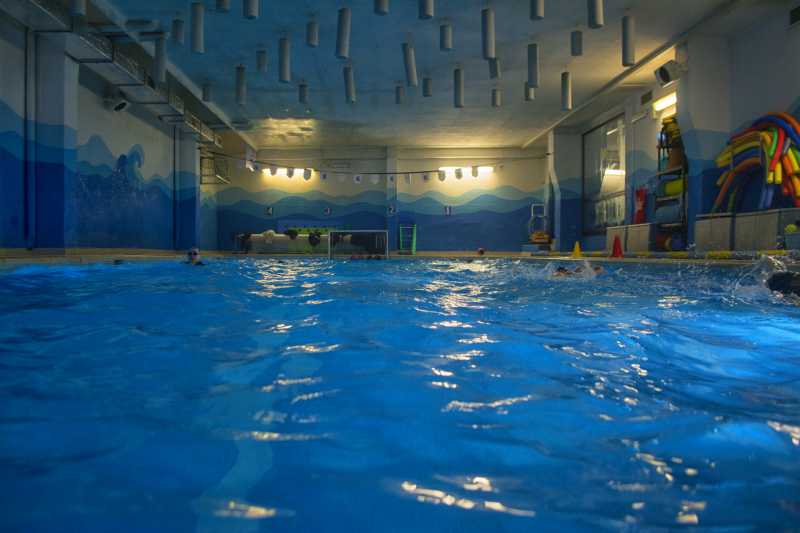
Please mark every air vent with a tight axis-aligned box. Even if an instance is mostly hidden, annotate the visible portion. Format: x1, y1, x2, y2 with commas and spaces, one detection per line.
640, 91, 653, 106
791, 5, 800, 27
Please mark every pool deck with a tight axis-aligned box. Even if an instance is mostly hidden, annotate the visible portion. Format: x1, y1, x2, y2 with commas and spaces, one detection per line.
2, 247, 797, 268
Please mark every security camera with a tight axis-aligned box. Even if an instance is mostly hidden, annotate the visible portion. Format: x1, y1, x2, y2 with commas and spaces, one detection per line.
103, 89, 130, 112
654, 60, 684, 87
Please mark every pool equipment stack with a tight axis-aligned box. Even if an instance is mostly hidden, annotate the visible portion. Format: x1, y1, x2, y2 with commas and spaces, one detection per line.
712, 112, 800, 213
527, 203, 551, 250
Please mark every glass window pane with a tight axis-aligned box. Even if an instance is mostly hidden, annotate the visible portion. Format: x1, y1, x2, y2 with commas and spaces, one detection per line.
583, 116, 626, 233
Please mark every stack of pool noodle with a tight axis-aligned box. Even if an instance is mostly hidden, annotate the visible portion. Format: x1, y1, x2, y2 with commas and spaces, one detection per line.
712, 112, 800, 213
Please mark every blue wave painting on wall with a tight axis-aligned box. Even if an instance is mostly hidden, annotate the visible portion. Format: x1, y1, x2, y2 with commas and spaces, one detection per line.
216, 187, 388, 250
0, 92, 187, 250
397, 186, 544, 251
68, 137, 174, 249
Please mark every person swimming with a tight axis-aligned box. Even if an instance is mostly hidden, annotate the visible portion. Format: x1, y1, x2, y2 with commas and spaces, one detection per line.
186, 247, 205, 266
766, 271, 800, 298
553, 265, 604, 278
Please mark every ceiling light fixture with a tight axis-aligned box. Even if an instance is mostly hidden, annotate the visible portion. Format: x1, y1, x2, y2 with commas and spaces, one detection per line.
279, 37, 291, 83
243, 0, 258, 20
336, 8, 351, 59
481, 8, 496, 59
622, 15, 636, 67
235, 65, 246, 105
402, 42, 419, 87
454, 68, 464, 108
191, 2, 204, 53
307, 19, 319, 48
561, 71, 573, 111
527, 43, 539, 88
440, 23, 453, 51
375, 0, 389, 15
419, 0, 434, 20
571, 31, 583, 57
531, 0, 544, 20
588, 0, 604, 29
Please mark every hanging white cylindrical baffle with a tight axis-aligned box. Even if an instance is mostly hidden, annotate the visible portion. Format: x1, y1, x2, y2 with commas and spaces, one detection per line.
588, 0, 604, 29
423, 77, 432, 97
172, 19, 185, 44
375, 0, 389, 15
492, 88, 502, 108
419, 0, 434, 20
344, 65, 356, 104
299, 83, 308, 104
307, 20, 319, 47
336, 8, 351, 59
287, 168, 295, 178
256, 49, 267, 73
395, 85, 405, 104
531, 0, 544, 20
524, 82, 535, 102
154, 35, 167, 84
402, 43, 418, 87
191, 3, 204, 54
527, 43, 539, 88
622, 15, 636, 67
440, 24, 453, 51
481, 8, 496, 60
279, 37, 291, 83
489, 57, 501, 80
561, 71, 573, 111
571, 31, 583, 57
244, 0, 258, 20
454, 68, 464, 108
70, 0, 87, 17
236, 65, 246, 105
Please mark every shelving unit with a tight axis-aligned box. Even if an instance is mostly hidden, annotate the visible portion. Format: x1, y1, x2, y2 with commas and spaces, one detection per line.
650, 119, 689, 250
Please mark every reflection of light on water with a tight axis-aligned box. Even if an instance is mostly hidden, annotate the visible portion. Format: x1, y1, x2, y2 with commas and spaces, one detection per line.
462, 476, 493, 492
677, 501, 706, 525
214, 501, 277, 519
444, 395, 536, 413
636, 452, 674, 483
768, 421, 800, 445
291, 389, 339, 404
284, 343, 340, 354
431, 381, 458, 389
261, 376, 321, 392
400, 481, 535, 517
437, 321, 473, 329
237, 431, 328, 442
443, 350, 484, 361
458, 334, 498, 345
432, 368, 454, 377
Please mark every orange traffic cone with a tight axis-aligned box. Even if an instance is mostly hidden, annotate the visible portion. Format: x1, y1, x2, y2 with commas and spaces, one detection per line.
611, 235, 624, 258
571, 241, 582, 258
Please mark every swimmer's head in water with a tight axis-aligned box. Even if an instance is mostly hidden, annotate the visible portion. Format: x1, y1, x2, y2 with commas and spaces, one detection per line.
767, 272, 800, 297
187, 247, 201, 264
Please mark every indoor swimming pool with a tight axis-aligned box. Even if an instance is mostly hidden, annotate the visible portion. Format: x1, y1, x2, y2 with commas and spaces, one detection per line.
2, 258, 800, 532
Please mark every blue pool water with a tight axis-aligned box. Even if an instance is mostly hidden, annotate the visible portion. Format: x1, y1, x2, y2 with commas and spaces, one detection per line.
2, 258, 800, 532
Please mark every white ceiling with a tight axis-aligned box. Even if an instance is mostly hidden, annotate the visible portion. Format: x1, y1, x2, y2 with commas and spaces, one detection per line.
108, 0, 734, 149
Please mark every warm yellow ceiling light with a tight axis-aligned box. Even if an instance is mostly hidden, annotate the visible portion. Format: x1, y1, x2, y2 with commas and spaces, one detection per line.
653, 92, 677, 112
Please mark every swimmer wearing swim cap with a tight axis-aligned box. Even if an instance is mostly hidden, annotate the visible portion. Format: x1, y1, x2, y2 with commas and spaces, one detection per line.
186, 247, 205, 266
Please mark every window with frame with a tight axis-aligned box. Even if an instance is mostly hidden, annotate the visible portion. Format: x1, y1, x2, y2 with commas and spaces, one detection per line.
582, 115, 626, 234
